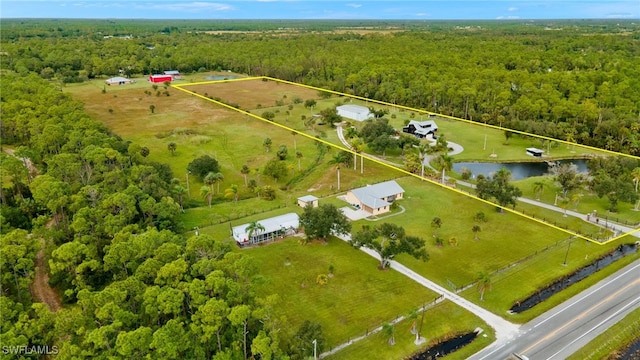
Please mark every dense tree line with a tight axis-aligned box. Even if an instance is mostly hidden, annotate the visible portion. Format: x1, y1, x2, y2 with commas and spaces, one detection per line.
1, 19, 638, 155
1, 73, 325, 359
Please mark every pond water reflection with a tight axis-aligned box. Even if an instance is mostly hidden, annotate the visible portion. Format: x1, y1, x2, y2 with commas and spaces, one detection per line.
453, 159, 588, 180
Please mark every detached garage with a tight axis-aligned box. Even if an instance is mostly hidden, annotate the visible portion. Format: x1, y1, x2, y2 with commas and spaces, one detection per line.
336, 105, 373, 122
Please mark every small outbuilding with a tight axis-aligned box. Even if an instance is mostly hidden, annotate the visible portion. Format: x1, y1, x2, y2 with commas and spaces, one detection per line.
345, 180, 405, 216
297, 195, 319, 208
232, 213, 299, 246
105, 76, 134, 86
149, 74, 173, 83
336, 105, 374, 122
163, 70, 182, 80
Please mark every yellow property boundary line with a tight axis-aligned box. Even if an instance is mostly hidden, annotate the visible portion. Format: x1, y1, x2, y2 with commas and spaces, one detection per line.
172, 76, 639, 245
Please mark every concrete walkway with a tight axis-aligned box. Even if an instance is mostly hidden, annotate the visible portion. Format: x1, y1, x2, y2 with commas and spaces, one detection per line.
323, 233, 521, 358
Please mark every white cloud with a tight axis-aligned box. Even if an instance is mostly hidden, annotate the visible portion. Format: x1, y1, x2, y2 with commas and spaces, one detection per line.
346, 3, 362, 9
496, 15, 520, 19
508, 7, 518, 12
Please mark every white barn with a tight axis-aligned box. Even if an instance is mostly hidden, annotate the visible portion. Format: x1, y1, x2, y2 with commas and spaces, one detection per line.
336, 105, 373, 122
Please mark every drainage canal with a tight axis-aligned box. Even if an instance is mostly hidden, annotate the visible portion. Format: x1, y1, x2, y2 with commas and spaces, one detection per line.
510, 243, 638, 314
409, 331, 478, 360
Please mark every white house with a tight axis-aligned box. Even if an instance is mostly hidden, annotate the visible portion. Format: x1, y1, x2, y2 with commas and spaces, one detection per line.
336, 105, 373, 122
402, 120, 438, 138
345, 180, 405, 216
105, 76, 134, 86
232, 213, 299, 246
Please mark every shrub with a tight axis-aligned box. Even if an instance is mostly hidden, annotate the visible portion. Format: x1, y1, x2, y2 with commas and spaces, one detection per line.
187, 155, 220, 180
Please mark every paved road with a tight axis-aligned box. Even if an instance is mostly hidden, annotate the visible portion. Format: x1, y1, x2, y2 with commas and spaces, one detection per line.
333, 233, 521, 350
469, 259, 640, 360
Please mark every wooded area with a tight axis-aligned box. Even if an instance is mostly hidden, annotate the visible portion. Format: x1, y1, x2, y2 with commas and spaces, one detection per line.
1, 19, 639, 155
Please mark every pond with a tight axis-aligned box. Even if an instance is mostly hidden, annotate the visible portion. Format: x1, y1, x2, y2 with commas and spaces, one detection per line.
204, 75, 239, 80
453, 159, 588, 181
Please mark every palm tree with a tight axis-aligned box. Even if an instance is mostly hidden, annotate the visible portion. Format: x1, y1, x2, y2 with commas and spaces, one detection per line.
291, 130, 297, 150
476, 272, 491, 301
336, 165, 341, 191
212, 172, 224, 194
200, 186, 212, 208
167, 142, 177, 156
173, 184, 187, 210
382, 323, 395, 346
533, 181, 545, 201
245, 221, 265, 244
437, 154, 453, 184
224, 184, 239, 203
407, 310, 418, 335
240, 165, 250, 186
449, 236, 458, 247
204, 172, 217, 195
632, 167, 640, 211
296, 151, 303, 171
350, 137, 364, 173
472, 225, 481, 240
431, 217, 442, 238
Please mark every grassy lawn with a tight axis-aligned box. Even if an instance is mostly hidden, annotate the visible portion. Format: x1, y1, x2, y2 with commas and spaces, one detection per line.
568, 307, 640, 360
515, 176, 640, 226
242, 236, 439, 348
326, 301, 495, 360
65, 76, 640, 355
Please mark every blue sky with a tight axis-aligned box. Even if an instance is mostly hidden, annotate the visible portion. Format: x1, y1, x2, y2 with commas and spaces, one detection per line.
1, 1, 638, 19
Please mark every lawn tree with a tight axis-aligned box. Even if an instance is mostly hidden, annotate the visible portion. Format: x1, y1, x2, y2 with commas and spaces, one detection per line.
504, 130, 513, 144
430, 217, 442, 238
382, 323, 395, 346
303, 99, 316, 114
533, 180, 546, 200
224, 185, 239, 203
263, 137, 272, 152
318, 107, 342, 127
553, 163, 584, 198
472, 225, 482, 240
263, 158, 288, 182
350, 223, 428, 270
296, 151, 303, 171
187, 155, 220, 180
474, 211, 487, 223
200, 186, 212, 208
475, 169, 522, 211
261, 185, 276, 201
277, 144, 288, 160
167, 142, 177, 156
240, 164, 250, 186
299, 203, 351, 244
476, 272, 492, 301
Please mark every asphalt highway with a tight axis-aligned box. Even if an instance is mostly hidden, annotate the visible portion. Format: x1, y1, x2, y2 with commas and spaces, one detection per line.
469, 259, 640, 360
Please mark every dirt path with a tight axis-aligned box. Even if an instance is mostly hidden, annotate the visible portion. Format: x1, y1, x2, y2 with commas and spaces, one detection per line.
30, 237, 62, 312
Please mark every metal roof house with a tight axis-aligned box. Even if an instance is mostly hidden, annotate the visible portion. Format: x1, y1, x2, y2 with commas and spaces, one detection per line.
163, 70, 182, 80
402, 120, 438, 138
105, 76, 134, 86
336, 105, 374, 122
231, 213, 299, 246
345, 180, 404, 216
